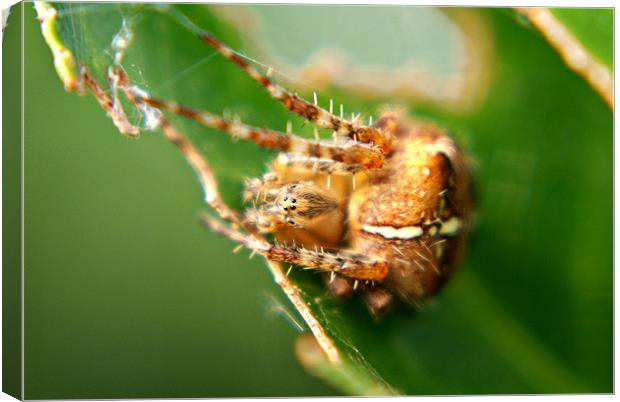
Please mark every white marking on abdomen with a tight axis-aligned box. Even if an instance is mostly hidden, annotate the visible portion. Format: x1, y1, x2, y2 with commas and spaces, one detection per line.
362, 224, 423, 240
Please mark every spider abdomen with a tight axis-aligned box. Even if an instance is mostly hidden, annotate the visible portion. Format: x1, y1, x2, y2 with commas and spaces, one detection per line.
348, 119, 474, 304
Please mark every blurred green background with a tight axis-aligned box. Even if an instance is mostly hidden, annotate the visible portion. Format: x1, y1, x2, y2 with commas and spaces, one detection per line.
5, 3, 613, 398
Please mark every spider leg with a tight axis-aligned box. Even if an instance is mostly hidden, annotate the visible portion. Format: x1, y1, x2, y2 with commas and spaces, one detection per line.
199, 33, 392, 150
275, 153, 365, 175
118, 84, 385, 170
202, 214, 388, 281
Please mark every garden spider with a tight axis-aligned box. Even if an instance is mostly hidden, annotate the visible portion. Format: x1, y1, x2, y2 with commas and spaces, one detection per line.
79, 20, 474, 318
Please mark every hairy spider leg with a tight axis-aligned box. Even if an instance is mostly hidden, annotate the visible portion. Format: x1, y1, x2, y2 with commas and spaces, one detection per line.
164, 9, 390, 150
275, 153, 365, 174
119, 84, 385, 170
202, 214, 389, 281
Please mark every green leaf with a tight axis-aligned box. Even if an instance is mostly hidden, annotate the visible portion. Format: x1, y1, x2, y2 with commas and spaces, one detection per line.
33, 3, 612, 396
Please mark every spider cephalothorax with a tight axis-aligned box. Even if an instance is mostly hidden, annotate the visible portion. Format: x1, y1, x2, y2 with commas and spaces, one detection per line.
89, 27, 474, 317
275, 182, 340, 227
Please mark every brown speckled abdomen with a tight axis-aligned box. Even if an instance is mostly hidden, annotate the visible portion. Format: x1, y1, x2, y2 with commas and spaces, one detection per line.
348, 120, 474, 304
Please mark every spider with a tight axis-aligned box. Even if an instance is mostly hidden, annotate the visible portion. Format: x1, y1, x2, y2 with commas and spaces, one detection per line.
78, 21, 474, 318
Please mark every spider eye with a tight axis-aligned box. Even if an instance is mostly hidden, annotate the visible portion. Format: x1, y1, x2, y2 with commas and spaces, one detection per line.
288, 220, 295, 225
291, 199, 297, 203
290, 206, 296, 210
283, 207, 288, 211
283, 197, 288, 201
